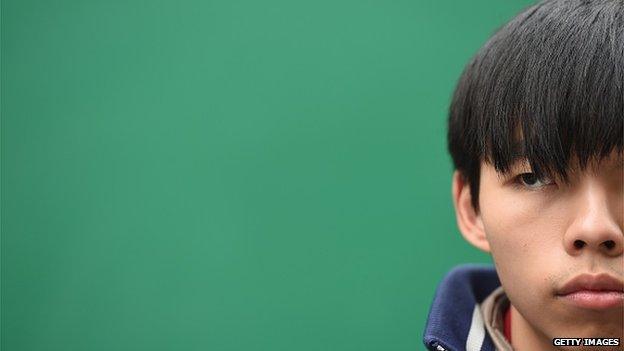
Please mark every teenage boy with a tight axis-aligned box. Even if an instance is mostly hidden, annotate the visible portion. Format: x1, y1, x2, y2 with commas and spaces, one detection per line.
423, 1, 623, 350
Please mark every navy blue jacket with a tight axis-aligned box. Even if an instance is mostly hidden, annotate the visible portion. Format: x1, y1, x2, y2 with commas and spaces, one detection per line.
423, 264, 502, 351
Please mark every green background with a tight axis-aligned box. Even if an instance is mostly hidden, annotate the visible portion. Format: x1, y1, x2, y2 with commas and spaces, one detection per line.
2, 1, 533, 350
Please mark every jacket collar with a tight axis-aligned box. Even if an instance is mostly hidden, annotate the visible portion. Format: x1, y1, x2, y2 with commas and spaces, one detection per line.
423, 264, 502, 351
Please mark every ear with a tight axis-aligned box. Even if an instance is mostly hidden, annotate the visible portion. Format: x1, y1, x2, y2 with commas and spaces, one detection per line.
451, 171, 490, 252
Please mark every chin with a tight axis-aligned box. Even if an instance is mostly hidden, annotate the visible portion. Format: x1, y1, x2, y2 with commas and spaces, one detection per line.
550, 320, 623, 339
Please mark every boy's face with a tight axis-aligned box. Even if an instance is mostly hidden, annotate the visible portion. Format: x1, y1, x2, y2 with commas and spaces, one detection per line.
453, 152, 623, 342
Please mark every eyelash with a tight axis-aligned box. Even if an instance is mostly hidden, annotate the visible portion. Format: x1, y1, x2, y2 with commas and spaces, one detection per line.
511, 172, 555, 190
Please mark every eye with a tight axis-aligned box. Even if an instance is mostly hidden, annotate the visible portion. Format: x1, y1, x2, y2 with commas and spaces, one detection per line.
516, 172, 553, 189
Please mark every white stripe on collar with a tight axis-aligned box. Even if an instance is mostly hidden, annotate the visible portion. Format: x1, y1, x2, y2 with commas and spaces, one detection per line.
466, 304, 486, 351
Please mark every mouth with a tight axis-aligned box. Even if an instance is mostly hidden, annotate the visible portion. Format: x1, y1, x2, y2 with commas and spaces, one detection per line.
556, 273, 624, 310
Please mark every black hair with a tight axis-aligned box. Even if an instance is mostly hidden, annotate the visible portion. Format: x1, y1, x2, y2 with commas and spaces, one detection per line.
448, 0, 624, 210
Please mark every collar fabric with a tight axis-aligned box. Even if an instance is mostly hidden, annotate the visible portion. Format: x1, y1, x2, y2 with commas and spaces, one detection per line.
504, 305, 512, 344
480, 286, 514, 351
422, 264, 508, 351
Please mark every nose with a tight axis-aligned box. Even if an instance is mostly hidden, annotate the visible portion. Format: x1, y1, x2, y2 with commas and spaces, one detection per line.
563, 179, 623, 257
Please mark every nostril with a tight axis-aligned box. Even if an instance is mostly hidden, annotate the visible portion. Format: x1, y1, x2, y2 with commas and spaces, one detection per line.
603, 240, 616, 250
573, 240, 586, 249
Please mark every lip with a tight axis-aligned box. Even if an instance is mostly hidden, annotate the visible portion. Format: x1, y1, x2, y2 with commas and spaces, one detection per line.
556, 273, 624, 310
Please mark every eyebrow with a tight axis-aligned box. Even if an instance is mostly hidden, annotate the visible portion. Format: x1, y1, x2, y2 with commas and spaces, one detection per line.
510, 141, 527, 163
608, 156, 624, 171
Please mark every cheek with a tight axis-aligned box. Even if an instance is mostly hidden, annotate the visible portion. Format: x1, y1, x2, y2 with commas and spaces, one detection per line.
480, 189, 555, 263
479, 189, 564, 308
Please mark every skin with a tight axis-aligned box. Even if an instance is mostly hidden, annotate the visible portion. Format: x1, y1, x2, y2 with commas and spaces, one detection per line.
452, 152, 623, 351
